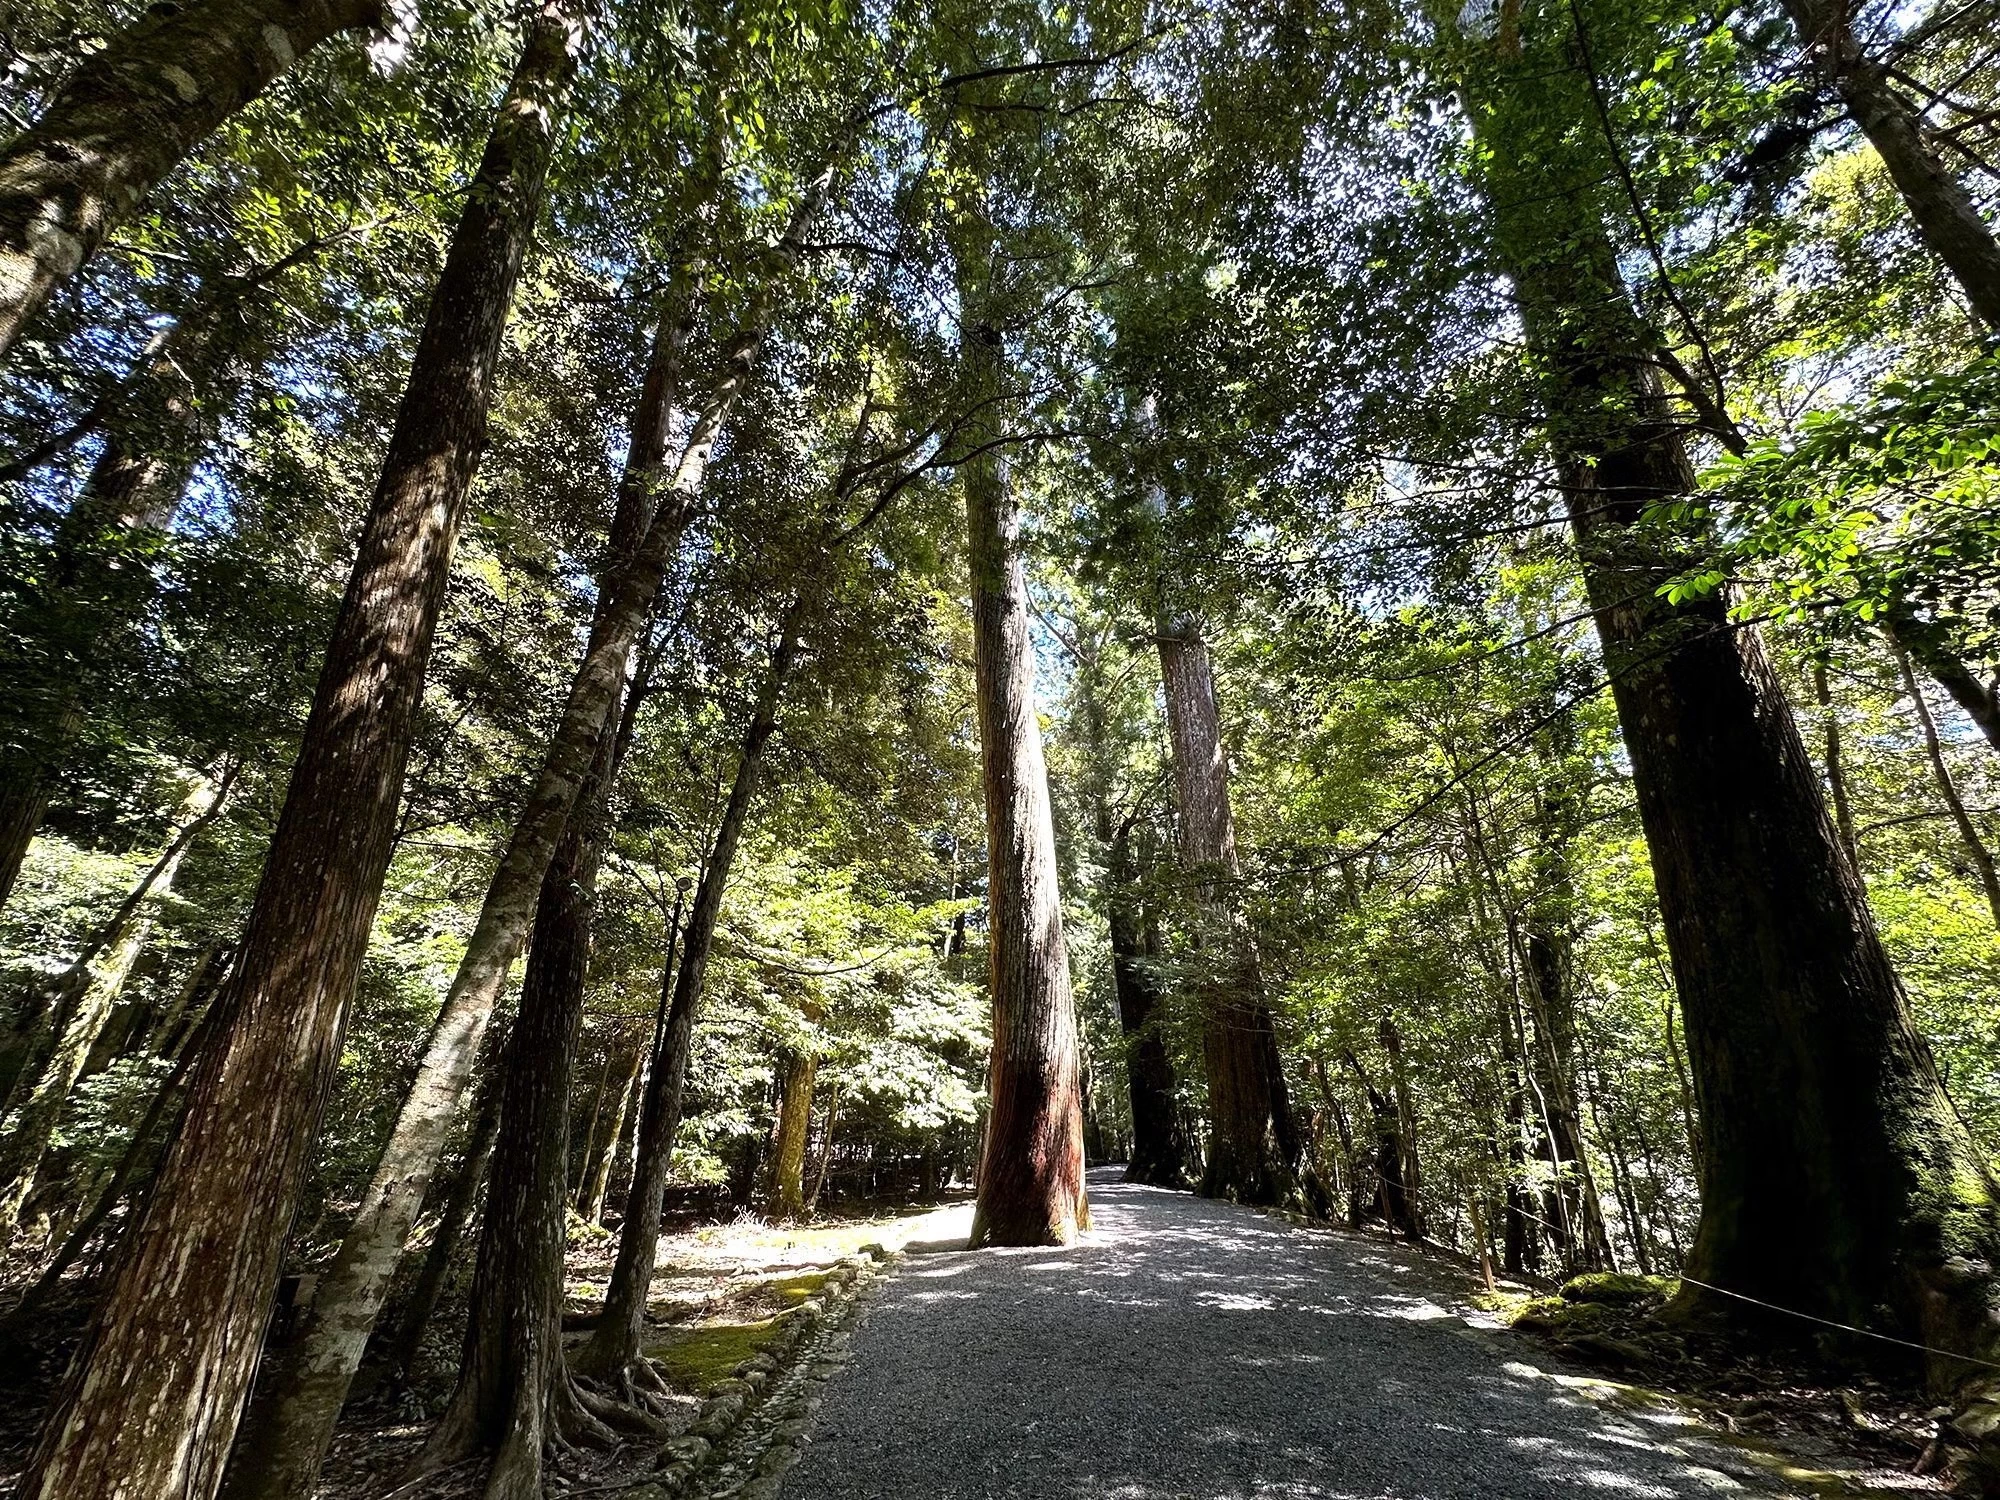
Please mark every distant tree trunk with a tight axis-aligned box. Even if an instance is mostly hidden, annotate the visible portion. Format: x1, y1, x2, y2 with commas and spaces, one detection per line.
805, 1087, 840, 1213
1812, 656, 1861, 860
1106, 827, 1189, 1188
0, 768, 231, 1240
386, 1035, 505, 1382
1156, 620, 1294, 1205
1343, 1051, 1416, 1238
1896, 645, 2000, 931
1377, 1021, 1425, 1242
1465, 30, 2000, 1439
0, 0, 385, 357
576, 612, 800, 1385
959, 310, 1088, 1250
17, 12, 583, 1495
1886, 609, 2000, 755
1, 977, 229, 1338
1778, 0, 2000, 328
576, 1036, 641, 1225
767, 1053, 816, 1220
0, 335, 225, 911
215, 266, 721, 1500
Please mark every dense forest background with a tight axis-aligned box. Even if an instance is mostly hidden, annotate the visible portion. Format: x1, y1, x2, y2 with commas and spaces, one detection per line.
2, 0, 1999, 1492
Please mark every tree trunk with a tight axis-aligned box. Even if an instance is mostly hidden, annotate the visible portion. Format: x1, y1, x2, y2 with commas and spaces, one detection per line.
1779, 0, 2000, 329
419, 719, 632, 1500
0, 768, 230, 1240
1812, 656, 1861, 859
216, 273, 702, 1500
959, 312, 1088, 1250
767, 1053, 816, 1220
805, 1086, 839, 1213
384, 1033, 505, 1383
1888, 607, 2000, 757
1896, 644, 2000, 931
0, 312, 231, 909
1107, 830, 1189, 1188
576, 614, 800, 1381
576, 1036, 641, 1225
1463, 29, 2000, 1436
1156, 621, 1294, 1205
1, 975, 230, 1339
17, 12, 582, 1494
0, 0, 385, 357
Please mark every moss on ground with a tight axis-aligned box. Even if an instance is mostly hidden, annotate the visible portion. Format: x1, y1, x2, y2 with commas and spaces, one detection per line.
645, 1315, 789, 1391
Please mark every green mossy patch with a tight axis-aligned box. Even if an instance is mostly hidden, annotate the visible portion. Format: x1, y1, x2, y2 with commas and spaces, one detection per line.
644, 1314, 790, 1392
1560, 1272, 1677, 1307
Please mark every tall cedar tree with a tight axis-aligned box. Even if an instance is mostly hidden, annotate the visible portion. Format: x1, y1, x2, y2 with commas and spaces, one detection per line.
960, 308, 1089, 1248
219, 286, 696, 1500
1454, 0, 2000, 1443
16, 7, 585, 1493
1156, 617, 1298, 1204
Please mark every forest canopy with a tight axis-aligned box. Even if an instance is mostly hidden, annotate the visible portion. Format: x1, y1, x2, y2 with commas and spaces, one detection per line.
2, 0, 2000, 1493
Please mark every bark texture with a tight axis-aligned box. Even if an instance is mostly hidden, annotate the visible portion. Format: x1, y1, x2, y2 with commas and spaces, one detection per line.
1463, 24, 2000, 1447
18, 12, 579, 1494
960, 318, 1088, 1250
1156, 621, 1295, 1205
218, 274, 694, 1500
0, 0, 382, 356
420, 724, 625, 1500
1779, 0, 2000, 328
768, 1052, 816, 1219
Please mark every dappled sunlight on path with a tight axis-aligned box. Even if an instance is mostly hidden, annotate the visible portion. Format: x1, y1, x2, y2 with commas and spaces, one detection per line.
774, 1169, 1906, 1500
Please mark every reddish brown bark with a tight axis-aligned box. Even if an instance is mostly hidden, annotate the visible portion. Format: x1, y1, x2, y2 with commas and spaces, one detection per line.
960, 318, 1088, 1249
1156, 621, 1296, 1205
17, 11, 581, 1495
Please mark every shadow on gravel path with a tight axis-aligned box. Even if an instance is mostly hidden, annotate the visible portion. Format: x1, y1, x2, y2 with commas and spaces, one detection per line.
773, 1167, 1922, 1500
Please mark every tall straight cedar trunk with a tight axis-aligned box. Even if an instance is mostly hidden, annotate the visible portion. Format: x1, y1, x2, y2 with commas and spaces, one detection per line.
0, 0, 382, 356
960, 315, 1088, 1249
1106, 825, 1188, 1187
230, 163, 836, 1489
219, 284, 699, 1500
1778, 0, 2000, 329
18, 12, 582, 1496
1156, 620, 1295, 1204
1071, 627, 1187, 1187
1459, 11, 2000, 1448
577, 615, 800, 1381
420, 725, 626, 1500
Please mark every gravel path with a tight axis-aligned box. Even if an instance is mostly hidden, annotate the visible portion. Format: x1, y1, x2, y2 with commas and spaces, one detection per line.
773, 1167, 1890, 1500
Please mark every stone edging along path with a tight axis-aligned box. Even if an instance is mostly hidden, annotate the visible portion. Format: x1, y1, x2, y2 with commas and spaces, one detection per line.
614, 1242, 897, 1500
